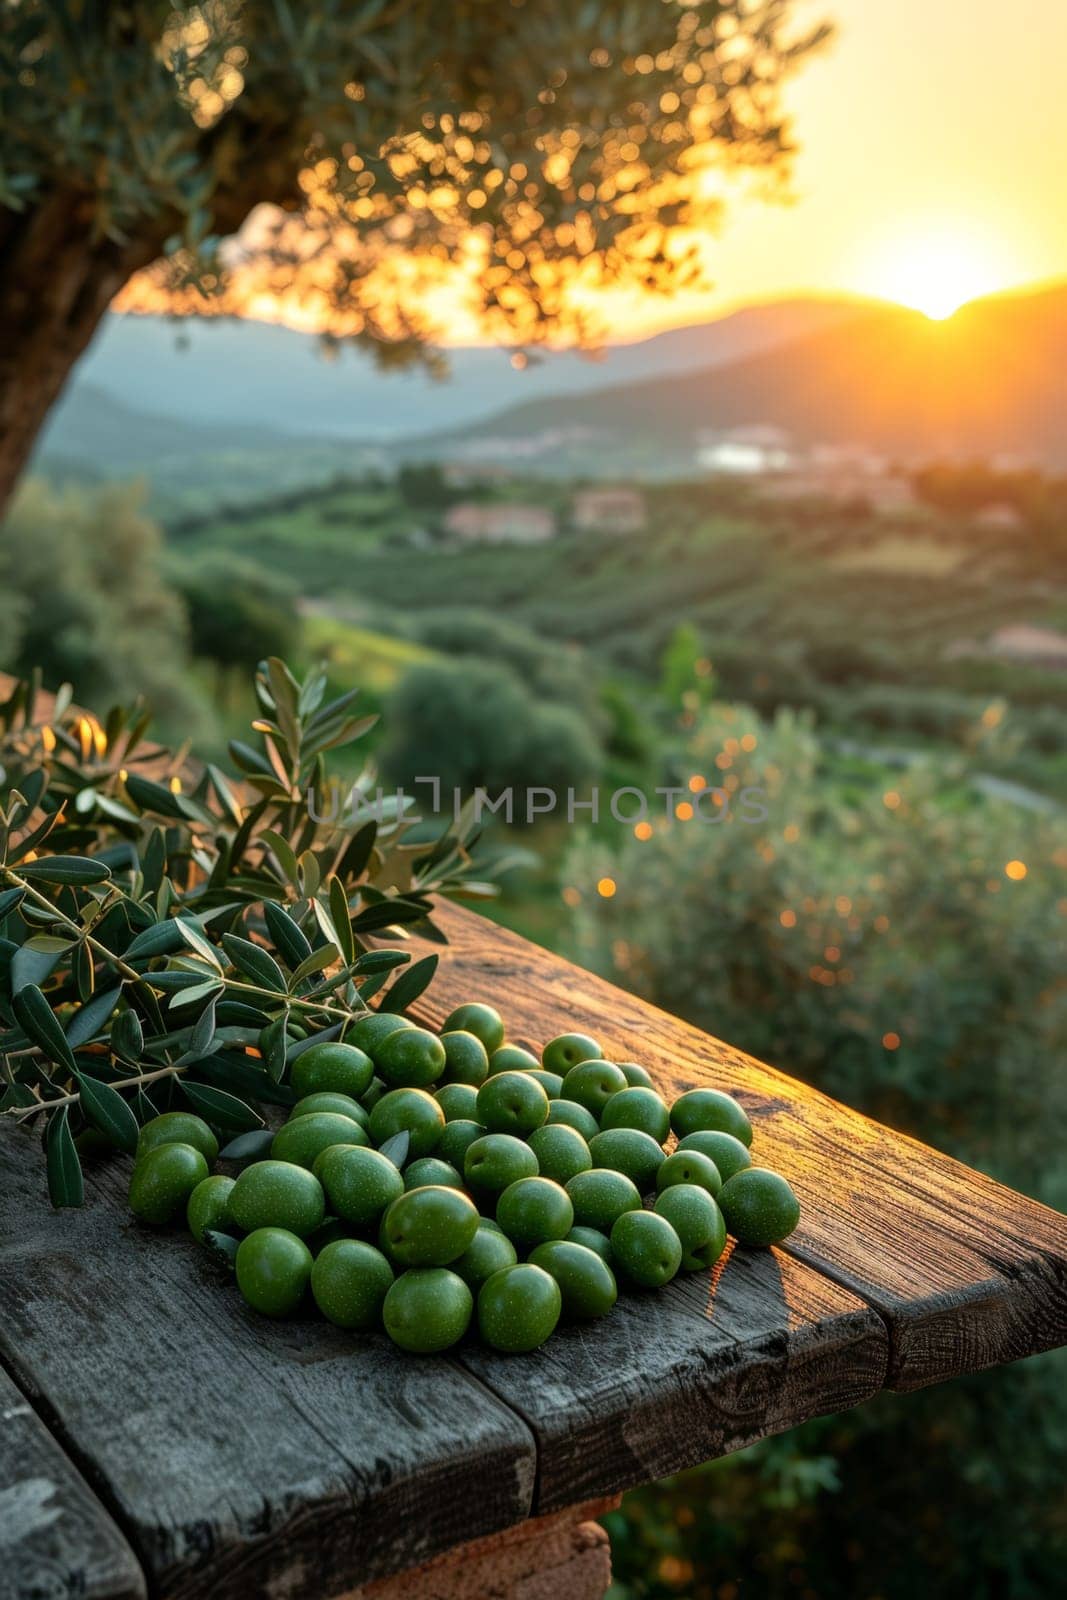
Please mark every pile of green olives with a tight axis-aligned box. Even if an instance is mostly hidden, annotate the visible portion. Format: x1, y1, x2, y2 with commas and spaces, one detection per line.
127, 1003, 800, 1355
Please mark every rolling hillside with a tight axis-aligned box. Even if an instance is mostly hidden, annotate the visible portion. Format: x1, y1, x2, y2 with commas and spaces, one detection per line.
30, 282, 1067, 496
417, 281, 1067, 470
54, 295, 865, 443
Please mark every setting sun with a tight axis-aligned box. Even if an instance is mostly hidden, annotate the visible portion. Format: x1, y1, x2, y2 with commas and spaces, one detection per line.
855, 228, 1018, 321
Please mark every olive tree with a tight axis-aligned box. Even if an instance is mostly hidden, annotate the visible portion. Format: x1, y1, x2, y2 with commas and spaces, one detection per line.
0, 1, 827, 511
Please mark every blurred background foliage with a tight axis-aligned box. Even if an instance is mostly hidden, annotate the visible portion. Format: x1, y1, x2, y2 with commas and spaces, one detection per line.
0, 480, 201, 726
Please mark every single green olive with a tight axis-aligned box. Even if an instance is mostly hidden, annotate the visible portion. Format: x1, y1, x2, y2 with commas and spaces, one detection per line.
383, 1268, 473, 1353
186, 1174, 236, 1244
290, 1041, 375, 1100
129, 1143, 209, 1225
236, 1228, 313, 1317
310, 1239, 394, 1330
136, 1112, 218, 1166
228, 1160, 326, 1238
477, 1264, 561, 1353
382, 1185, 480, 1267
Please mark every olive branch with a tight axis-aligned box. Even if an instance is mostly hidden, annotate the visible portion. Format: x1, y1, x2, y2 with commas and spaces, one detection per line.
0, 657, 490, 1205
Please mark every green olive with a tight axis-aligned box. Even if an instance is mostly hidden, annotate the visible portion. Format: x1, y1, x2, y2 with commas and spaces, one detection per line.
129, 1143, 209, 1225
186, 1174, 235, 1243
236, 1228, 313, 1317
136, 1112, 218, 1166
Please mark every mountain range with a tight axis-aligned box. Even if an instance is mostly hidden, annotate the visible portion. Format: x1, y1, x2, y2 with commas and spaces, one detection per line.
37, 293, 858, 464
32, 279, 1067, 496
421, 280, 1067, 471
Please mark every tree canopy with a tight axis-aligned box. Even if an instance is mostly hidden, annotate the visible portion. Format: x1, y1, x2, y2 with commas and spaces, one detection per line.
0, 3, 828, 509
3, 1, 827, 346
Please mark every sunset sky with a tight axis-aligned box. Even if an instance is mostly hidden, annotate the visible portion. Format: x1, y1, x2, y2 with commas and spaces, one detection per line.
651, 0, 1067, 329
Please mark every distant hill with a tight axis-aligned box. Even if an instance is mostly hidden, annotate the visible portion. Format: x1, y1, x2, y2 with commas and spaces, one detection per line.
31, 384, 365, 519
33, 282, 1067, 497
58, 295, 865, 442
35, 382, 304, 468
415, 281, 1067, 471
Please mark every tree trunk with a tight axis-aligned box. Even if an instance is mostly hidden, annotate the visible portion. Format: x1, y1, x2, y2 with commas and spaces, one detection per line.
0, 193, 172, 518
0, 123, 302, 520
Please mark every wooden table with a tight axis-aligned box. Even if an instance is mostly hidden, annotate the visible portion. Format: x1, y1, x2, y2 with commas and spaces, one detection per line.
3, 904, 1066, 1600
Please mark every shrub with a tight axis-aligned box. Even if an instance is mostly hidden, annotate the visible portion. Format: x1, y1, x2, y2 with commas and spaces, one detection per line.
402, 607, 605, 734
172, 554, 300, 670
380, 659, 601, 814
564, 700, 1066, 1201
0, 480, 201, 729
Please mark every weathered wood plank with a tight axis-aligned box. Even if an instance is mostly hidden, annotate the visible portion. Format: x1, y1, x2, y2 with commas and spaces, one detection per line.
0, 1367, 145, 1600
460, 1241, 887, 1513
0, 1142, 536, 1600
414, 904, 1067, 1393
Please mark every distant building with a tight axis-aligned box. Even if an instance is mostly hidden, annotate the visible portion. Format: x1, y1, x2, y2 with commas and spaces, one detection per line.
987, 624, 1067, 668
442, 502, 556, 544
571, 486, 647, 535
696, 424, 793, 474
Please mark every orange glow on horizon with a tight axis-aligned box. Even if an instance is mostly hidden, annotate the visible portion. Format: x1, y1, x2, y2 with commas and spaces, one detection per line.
851, 223, 1024, 322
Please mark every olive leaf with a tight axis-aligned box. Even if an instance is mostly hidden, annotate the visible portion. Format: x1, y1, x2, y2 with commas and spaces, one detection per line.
76, 1072, 139, 1156
378, 1130, 410, 1169
11, 937, 70, 993
263, 1016, 289, 1083
0, 887, 26, 918
174, 918, 224, 972
383, 954, 439, 1015
174, 995, 218, 1066
219, 1128, 276, 1162
263, 900, 312, 969
19, 856, 112, 886
201, 1230, 241, 1270
71, 939, 94, 1003
45, 1107, 84, 1209
288, 944, 340, 991
220, 934, 287, 994
126, 920, 188, 962
350, 899, 426, 933
287, 1023, 343, 1061
141, 828, 167, 894
66, 985, 123, 1049
110, 1008, 144, 1063
352, 949, 410, 975
13, 984, 77, 1073
180, 1079, 265, 1133
328, 876, 356, 964
338, 821, 377, 882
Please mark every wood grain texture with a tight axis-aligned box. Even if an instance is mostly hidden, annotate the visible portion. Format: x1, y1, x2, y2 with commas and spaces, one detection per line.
414, 904, 1067, 1393
460, 1242, 886, 1513
0, 1141, 535, 1600
0, 1367, 145, 1600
